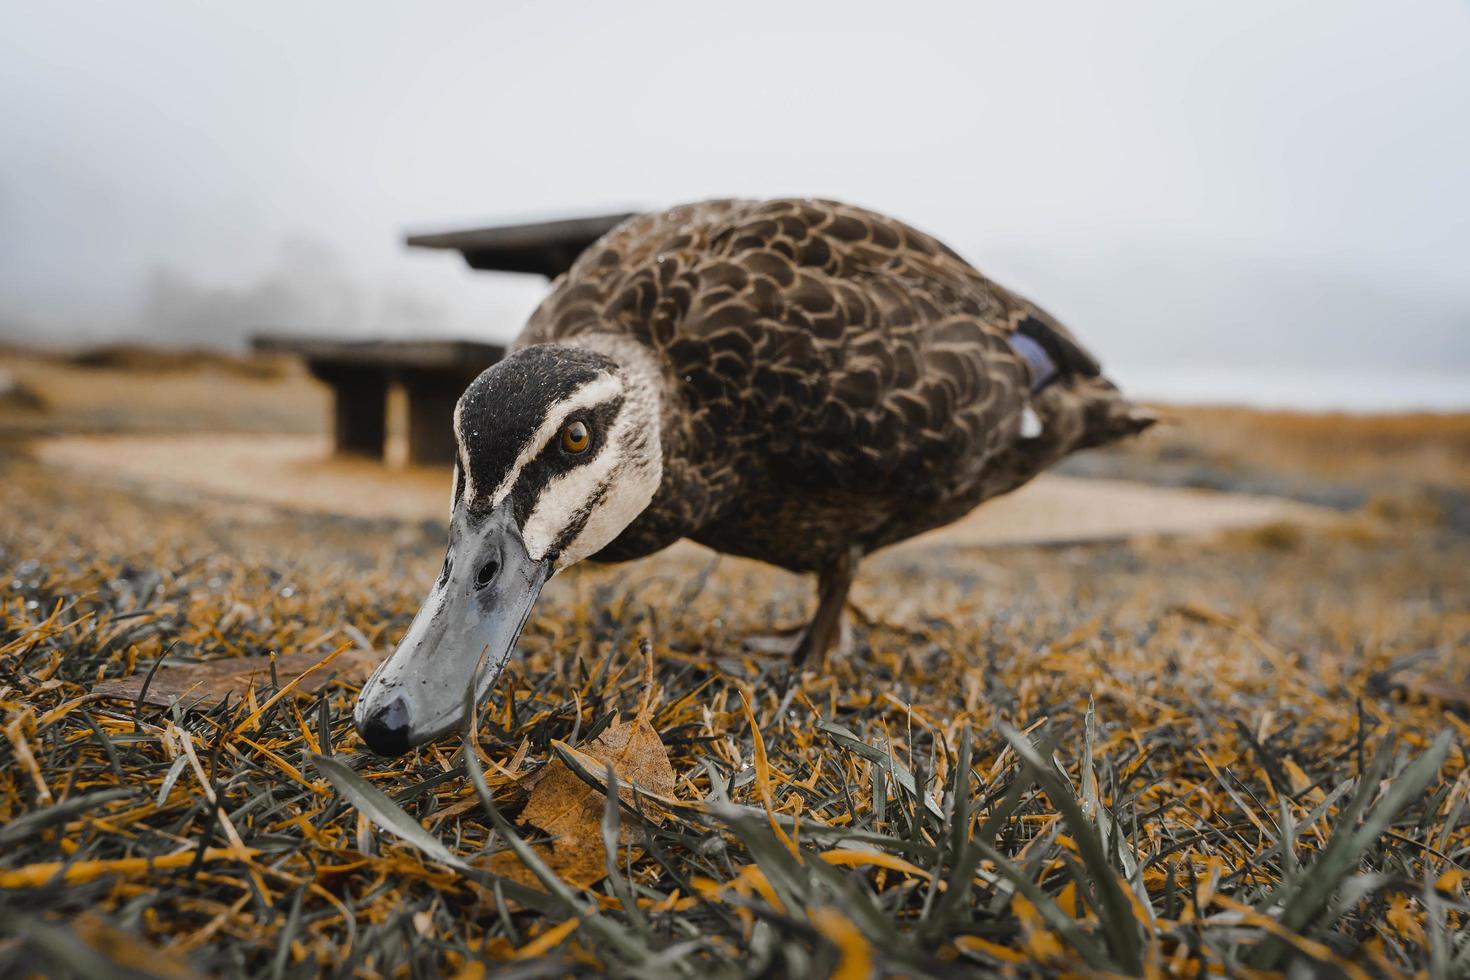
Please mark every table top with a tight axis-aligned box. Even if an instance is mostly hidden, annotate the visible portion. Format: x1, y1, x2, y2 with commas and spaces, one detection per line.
405, 211, 639, 278
251, 334, 505, 373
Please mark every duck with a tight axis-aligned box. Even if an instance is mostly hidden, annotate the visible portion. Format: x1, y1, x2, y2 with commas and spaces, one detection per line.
355, 198, 1154, 756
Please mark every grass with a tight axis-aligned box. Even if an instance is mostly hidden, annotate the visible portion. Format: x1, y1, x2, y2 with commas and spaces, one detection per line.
1, 403, 1468, 974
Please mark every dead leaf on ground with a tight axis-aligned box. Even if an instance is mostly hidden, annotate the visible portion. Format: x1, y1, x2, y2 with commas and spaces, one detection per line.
481, 712, 676, 892
91, 647, 379, 710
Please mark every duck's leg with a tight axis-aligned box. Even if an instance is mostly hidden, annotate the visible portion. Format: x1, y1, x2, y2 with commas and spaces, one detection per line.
743, 547, 861, 666
790, 548, 860, 667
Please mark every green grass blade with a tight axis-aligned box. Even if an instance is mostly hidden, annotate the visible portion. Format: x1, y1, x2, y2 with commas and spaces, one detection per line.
601, 771, 652, 937
818, 721, 944, 819
0, 787, 137, 846
308, 752, 469, 873
999, 721, 1143, 975
1252, 730, 1452, 969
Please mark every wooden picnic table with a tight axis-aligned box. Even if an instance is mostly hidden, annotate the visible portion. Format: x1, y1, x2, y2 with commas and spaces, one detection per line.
254, 211, 639, 465
252, 335, 503, 465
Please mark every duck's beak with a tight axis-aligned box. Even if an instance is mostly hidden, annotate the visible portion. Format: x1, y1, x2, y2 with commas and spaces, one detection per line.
354, 500, 550, 756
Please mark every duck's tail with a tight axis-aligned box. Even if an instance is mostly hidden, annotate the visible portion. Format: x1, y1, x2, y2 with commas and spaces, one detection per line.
1000, 300, 1155, 450
1065, 375, 1158, 451
982, 374, 1156, 500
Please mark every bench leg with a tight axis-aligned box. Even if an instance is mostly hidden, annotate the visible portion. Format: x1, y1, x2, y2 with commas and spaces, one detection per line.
332, 372, 388, 459
403, 375, 463, 466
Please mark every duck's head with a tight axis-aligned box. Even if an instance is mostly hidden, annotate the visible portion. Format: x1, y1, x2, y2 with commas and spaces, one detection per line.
353, 343, 662, 756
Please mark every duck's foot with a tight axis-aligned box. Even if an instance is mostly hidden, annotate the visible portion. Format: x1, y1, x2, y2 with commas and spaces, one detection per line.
741, 547, 862, 670
742, 616, 854, 661
742, 624, 807, 658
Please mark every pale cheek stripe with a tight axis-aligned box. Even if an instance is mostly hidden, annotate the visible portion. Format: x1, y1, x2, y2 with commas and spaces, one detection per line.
486, 374, 623, 509
521, 432, 625, 561
452, 397, 476, 503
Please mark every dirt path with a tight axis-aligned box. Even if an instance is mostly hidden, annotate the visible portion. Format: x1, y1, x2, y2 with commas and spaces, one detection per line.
37, 432, 1333, 547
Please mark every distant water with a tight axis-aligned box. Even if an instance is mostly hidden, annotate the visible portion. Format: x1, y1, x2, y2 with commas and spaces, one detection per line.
1112, 364, 1470, 413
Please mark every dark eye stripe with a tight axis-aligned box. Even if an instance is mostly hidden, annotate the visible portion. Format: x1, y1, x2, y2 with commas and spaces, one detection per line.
508, 399, 622, 529
454, 346, 618, 511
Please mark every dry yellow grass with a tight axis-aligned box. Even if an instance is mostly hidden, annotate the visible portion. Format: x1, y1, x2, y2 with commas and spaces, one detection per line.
1, 445, 1466, 974
0, 350, 1466, 975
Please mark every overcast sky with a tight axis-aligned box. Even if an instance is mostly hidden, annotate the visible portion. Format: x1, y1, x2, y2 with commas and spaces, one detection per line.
2, 1, 1467, 405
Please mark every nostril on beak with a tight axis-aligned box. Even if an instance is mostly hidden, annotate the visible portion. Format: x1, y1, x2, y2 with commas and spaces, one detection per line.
358, 696, 412, 757
474, 558, 500, 589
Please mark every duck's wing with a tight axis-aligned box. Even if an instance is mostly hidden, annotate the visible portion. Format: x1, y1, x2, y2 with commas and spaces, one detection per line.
519, 199, 1121, 499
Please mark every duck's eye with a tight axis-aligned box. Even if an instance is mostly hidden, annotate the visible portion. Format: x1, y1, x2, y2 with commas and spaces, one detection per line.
560, 419, 590, 454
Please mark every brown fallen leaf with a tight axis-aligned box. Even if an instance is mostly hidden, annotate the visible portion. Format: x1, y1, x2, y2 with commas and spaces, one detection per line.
91, 647, 379, 710
483, 712, 676, 891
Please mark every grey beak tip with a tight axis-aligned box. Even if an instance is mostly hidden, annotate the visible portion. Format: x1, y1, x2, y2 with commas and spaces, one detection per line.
353, 499, 549, 757
357, 695, 413, 757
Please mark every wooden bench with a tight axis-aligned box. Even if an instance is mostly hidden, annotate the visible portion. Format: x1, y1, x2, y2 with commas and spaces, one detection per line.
252, 336, 504, 465
255, 212, 640, 465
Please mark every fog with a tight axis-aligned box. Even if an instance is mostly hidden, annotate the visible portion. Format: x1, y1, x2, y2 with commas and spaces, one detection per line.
2, 1, 1467, 404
